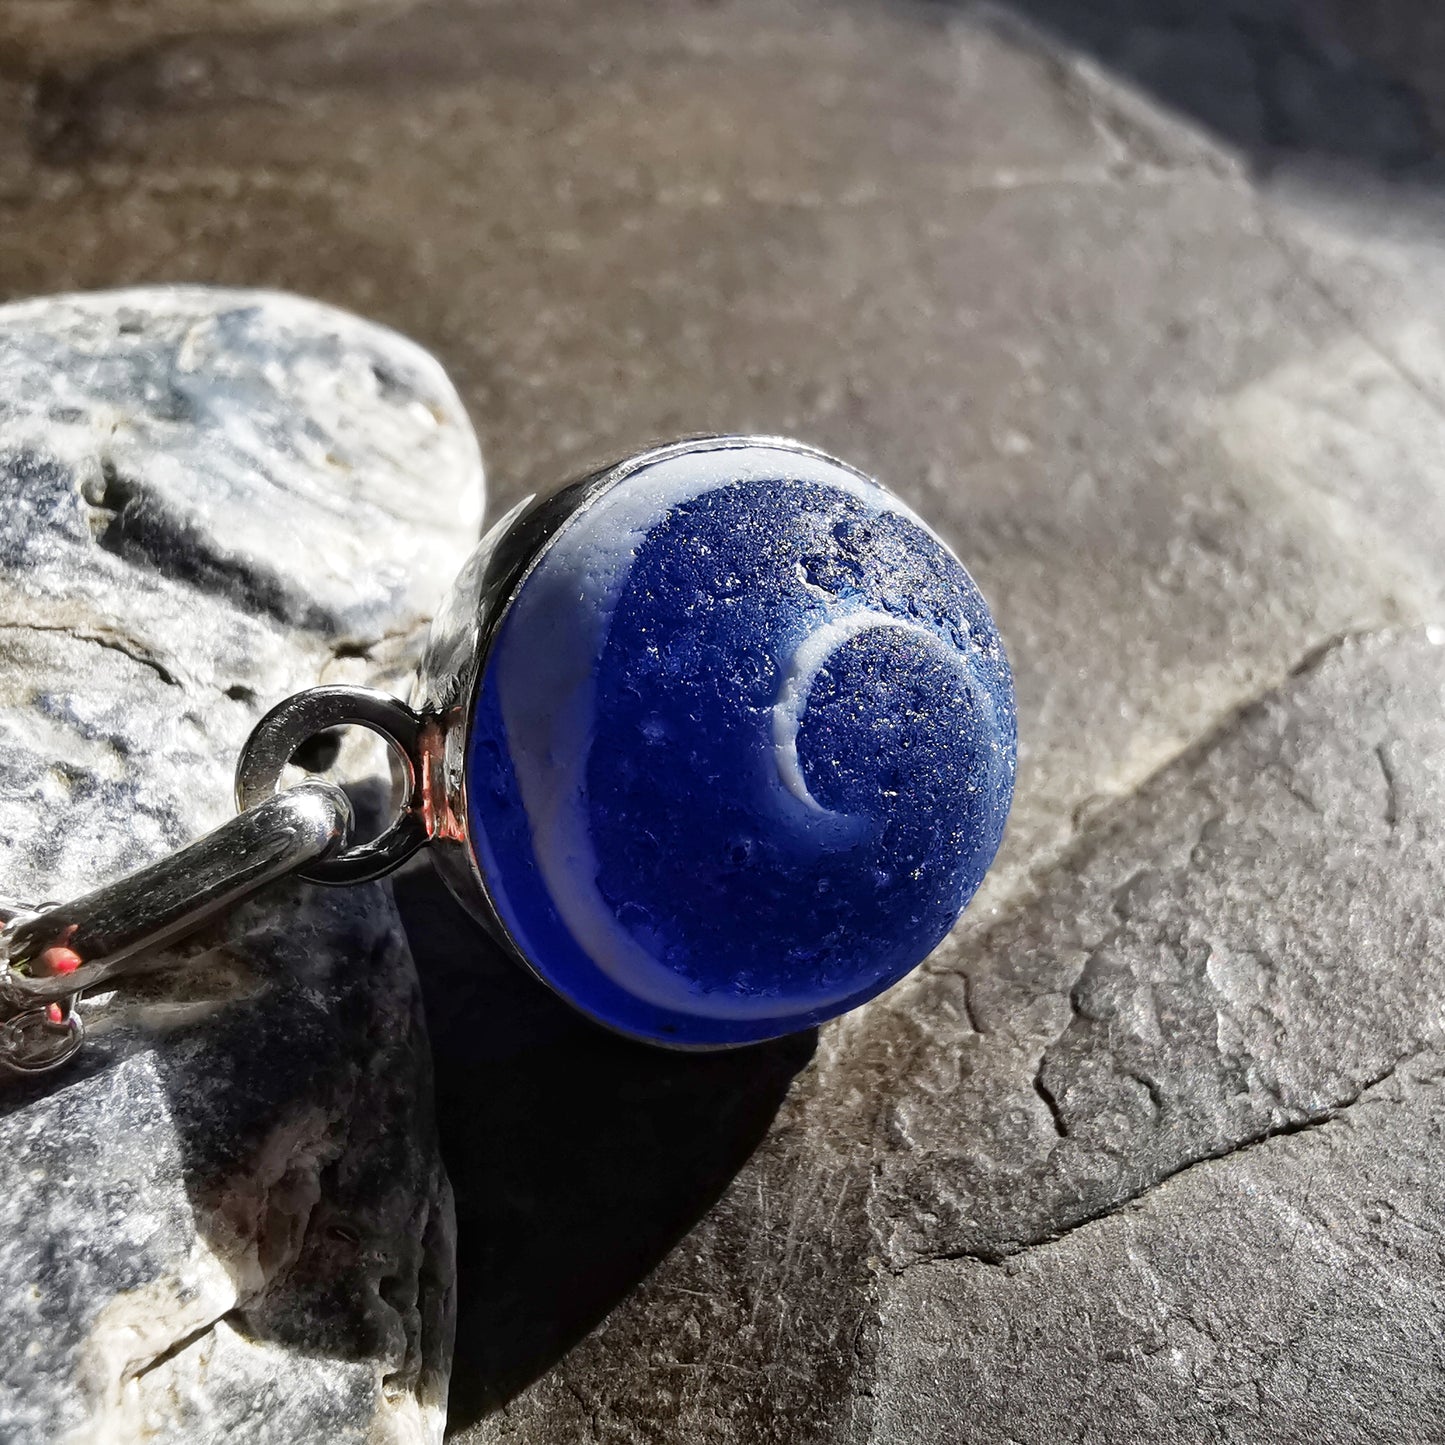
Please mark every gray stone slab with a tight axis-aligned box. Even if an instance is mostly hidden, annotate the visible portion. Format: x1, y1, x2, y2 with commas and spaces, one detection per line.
477, 628, 1445, 1444
0, 287, 481, 1443
0, 3, 1442, 1444
872, 1054, 1445, 1445
867, 627, 1445, 1271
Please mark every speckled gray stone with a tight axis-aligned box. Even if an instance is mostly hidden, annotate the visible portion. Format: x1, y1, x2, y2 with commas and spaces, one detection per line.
0, 287, 482, 1443
872, 1051, 1445, 1445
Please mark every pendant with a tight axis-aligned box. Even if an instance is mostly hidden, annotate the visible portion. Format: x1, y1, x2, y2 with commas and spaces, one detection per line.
0, 435, 1016, 1071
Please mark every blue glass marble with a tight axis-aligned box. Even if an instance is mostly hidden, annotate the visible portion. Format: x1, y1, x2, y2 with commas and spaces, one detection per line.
466, 440, 1016, 1046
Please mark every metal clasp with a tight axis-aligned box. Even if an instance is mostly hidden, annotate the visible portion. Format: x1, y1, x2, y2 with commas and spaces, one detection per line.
0, 780, 353, 1077
0, 684, 436, 1079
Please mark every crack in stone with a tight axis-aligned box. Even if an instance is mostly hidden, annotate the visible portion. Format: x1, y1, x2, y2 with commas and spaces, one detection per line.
1031, 1068, 1070, 1140
0, 618, 183, 688
897, 1047, 1430, 1274
561, 1379, 603, 1439
130, 1309, 239, 1381
958, 972, 984, 1036
109, 1110, 355, 1396
322, 614, 433, 669
1125, 1070, 1166, 1117
1376, 740, 1400, 830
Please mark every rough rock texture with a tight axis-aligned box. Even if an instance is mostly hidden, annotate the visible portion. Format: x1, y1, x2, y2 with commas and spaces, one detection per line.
1, 1, 1445, 1443
874, 1052, 1445, 1445
0, 0, 422, 68
449, 631, 1445, 1445
0, 288, 481, 1443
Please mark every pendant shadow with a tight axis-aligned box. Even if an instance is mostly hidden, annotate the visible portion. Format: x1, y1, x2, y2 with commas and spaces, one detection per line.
390, 865, 815, 1432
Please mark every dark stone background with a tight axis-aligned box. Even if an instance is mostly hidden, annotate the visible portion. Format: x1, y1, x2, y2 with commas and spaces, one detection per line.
3, 2, 1445, 1441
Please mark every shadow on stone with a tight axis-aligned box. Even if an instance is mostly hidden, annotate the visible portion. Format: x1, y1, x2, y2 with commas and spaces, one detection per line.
922, 0, 1445, 181
391, 864, 815, 1432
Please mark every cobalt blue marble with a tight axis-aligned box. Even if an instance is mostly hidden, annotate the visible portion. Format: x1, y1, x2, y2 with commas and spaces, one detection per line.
466, 439, 1016, 1046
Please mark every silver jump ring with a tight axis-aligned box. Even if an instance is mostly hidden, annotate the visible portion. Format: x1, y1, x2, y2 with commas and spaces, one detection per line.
0, 905, 84, 1075
0, 1001, 84, 1076
234, 686, 430, 885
